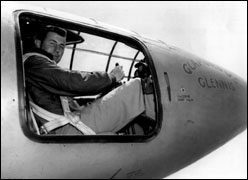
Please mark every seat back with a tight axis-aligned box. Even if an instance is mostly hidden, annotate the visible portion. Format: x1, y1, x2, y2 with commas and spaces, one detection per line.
26, 93, 40, 135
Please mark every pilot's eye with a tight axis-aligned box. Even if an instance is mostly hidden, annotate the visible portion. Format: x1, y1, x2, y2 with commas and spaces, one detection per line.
50, 42, 56, 47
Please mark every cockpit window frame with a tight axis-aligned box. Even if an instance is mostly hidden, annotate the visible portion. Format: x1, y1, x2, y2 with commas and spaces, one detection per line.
14, 10, 162, 143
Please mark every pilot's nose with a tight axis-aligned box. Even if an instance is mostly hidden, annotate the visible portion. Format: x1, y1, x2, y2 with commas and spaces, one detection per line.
55, 45, 60, 53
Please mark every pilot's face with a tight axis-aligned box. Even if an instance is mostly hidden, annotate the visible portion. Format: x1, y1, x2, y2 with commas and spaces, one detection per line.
40, 32, 66, 63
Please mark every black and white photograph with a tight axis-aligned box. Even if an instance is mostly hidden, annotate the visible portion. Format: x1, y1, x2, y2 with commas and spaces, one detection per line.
1, 1, 247, 179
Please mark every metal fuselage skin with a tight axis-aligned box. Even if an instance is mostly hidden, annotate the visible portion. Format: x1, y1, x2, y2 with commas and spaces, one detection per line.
1, 3, 247, 179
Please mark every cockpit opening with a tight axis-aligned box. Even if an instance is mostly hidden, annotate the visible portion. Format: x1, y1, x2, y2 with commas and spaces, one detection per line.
18, 12, 159, 142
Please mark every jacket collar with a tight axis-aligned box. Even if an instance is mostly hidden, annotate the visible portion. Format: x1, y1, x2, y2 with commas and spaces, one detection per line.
23, 49, 56, 64
32, 48, 54, 60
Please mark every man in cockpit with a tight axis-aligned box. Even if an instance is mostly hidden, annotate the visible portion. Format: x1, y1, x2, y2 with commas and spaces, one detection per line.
24, 25, 150, 135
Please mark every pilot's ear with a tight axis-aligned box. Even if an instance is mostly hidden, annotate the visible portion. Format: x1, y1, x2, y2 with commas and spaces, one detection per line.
34, 39, 41, 48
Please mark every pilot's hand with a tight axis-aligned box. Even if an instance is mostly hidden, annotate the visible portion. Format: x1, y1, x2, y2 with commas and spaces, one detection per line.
110, 66, 125, 82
